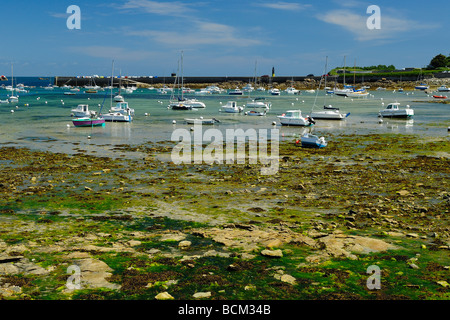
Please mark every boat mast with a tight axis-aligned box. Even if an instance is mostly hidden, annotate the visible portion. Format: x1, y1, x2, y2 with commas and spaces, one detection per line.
110, 60, 114, 109
181, 50, 184, 101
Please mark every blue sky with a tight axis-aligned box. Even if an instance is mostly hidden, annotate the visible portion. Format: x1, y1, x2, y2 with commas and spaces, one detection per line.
1, 0, 449, 77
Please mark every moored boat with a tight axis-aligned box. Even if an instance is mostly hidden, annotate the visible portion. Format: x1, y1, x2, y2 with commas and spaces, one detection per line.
184, 117, 220, 125
72, 117, 105, 127
278, 110, 314, 126
378, 102, 414, 118
311, 106, 349, 120
298, 133, 327, 148
221, 101, 243, 113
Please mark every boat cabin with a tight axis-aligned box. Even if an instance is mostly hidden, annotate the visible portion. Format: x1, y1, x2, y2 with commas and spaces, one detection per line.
284, 110, 303, 118
385, 103, 400, 110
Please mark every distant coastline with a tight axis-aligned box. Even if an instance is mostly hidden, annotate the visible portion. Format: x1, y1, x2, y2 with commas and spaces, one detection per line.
54, 72, 450, 91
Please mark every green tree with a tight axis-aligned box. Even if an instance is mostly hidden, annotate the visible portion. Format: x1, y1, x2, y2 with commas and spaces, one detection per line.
429, 54, 447, 69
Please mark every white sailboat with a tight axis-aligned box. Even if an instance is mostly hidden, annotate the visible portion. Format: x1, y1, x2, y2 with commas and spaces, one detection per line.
311, 57, 350, 120
169, 51, 206, 110
8, 64, 18, 103
101, 60, 133, 122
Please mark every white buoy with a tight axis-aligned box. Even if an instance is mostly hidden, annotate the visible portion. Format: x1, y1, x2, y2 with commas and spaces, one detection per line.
45, 101, 48, 104
378, 119, 383, 123
172, 120, 176, 124
87, 136, 91, 139
10, 110, 14, 113
67, 124, 70, 128
272, 121, 276, 125
144, 113, 149, 116
16, 106, 19, 109
190, 127, 194, 131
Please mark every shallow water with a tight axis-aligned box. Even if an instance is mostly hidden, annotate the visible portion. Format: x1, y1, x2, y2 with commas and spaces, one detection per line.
1, 85, 449, 158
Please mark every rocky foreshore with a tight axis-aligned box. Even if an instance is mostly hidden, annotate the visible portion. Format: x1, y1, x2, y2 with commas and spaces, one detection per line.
0, 133, 449, 300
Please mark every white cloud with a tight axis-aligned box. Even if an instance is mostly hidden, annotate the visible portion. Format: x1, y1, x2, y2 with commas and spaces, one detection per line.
69, 46, 154, 61
120, 0, 196, 17
127, 20, 263, 47
255, 1, 311, 11
317, 9, 438, 41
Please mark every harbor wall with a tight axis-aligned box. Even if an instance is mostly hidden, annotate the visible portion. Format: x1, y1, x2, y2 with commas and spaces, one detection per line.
54, 73, 450, 88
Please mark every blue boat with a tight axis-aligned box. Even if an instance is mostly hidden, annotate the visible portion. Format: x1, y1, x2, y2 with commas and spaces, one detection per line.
299, 133, 327, 148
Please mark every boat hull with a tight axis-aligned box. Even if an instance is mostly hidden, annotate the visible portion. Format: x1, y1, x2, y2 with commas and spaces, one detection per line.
72, 118, 105, 127
300, 134, 327, 148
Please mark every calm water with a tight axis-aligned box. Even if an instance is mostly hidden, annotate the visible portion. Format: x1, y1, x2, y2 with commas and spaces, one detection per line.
1, 78, 449, 158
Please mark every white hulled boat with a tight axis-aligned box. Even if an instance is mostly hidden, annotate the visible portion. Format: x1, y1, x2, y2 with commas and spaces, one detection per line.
378, 102, 414, 118
278, 110, 314, 126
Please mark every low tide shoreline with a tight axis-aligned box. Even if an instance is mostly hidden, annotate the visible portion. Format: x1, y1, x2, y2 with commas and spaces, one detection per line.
0, 133, 449, 301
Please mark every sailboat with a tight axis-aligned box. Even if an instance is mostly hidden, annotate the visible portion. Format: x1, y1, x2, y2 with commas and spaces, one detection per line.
246, 60, 271, 114
8, 64, 19, 104
311, 57, 350, 120
101, 60, 133, 122
415, 69, 429, 90
169, 51, 206, 110
333, 56, 352, 97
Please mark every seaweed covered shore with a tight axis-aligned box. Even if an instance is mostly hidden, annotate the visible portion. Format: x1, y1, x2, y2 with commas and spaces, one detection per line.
0, 133, 449, 300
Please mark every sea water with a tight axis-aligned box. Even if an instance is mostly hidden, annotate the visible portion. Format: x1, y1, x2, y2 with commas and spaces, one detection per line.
0, 77, 449, 158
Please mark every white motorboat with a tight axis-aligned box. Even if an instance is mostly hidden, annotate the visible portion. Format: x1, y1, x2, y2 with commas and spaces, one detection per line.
245, 110, 266, 116
246, 97, 271, 109
110, 101, 135, 115
378, 102, 414, 118
269, 88, 280, 95
437, 85, 450, 92
228, 88, 243, 95
221, 101, 243, 113
285, 87, 300, 95
278, 110, 314, 126
311, 105, 349, 120
71, 104, 96, 117
299, 133, 327, 148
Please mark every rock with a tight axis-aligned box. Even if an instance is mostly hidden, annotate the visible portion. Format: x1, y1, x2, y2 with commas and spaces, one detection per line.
193, 292, 211, 299
178, 240, 192, 249
155, 291, 174, 300
71, 258, 120, 290
127, 240, 142, 247
280, 274, 297, 285
261, 249, 283, 258
264, 239, 283, 248
397, 190, 410, 196
408, 263, 420, 269
406, 233, 419, 238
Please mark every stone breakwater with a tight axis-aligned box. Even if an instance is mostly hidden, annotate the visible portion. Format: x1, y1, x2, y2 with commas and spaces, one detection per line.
0, 133, 449, 300
55, 75, 450, 90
